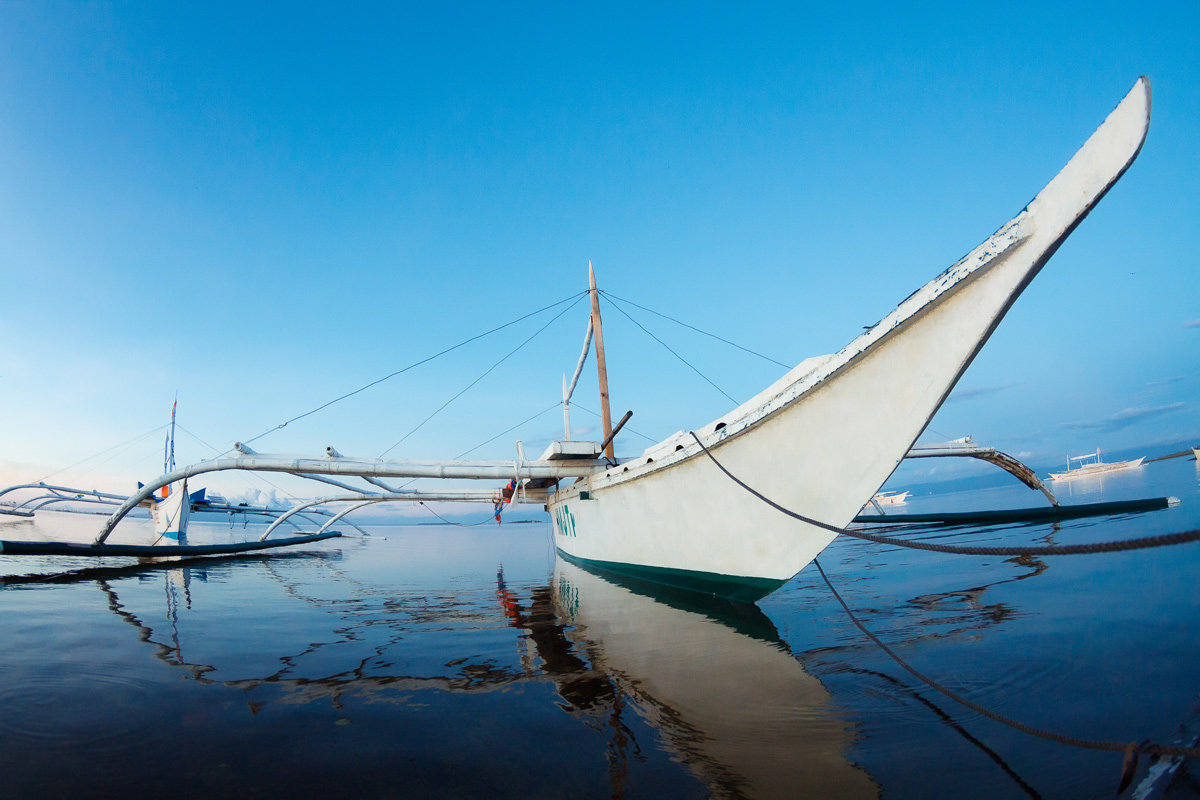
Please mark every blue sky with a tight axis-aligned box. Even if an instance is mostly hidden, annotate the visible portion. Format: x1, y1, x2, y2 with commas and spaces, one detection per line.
1, 2, 1197, 500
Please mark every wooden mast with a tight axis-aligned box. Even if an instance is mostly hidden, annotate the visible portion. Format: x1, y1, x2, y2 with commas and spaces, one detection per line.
588, 262, 615, 459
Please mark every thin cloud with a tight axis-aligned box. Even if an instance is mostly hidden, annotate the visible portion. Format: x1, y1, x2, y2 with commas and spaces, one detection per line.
948, 384, 1016, 402
1184, 318, 1200, 329
1061, 402, 1187, 433
1144, 372, 1200, 390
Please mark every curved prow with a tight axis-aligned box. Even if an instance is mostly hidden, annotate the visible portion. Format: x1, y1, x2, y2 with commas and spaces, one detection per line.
1025, 77, 1149, 256
547, 78, 1154, 594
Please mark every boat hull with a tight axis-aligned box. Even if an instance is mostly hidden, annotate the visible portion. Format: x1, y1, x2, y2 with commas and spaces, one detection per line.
550, 78, 1150, 599
552, 247, 1065, 589
151, 479, 190, 542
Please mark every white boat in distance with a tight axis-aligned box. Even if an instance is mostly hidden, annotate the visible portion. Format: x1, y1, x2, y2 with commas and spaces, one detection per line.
1048, 449, 1145, 482
92, 78, 1152, 603
872, 490, 909, 506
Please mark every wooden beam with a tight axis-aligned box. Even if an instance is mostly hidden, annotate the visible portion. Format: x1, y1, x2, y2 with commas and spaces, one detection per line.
589, 262, 615, 459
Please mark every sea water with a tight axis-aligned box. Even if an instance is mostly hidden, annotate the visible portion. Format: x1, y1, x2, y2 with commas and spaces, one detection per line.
2, 455, 1198, 798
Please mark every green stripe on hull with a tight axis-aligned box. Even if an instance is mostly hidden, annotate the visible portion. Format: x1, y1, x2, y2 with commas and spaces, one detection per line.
555, 548, 786, 604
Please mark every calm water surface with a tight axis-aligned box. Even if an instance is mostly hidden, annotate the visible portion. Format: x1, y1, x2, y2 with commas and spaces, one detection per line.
2, 457, 1199, 798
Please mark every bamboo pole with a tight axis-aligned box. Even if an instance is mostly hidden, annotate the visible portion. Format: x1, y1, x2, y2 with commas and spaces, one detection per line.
588, 262, 615, 459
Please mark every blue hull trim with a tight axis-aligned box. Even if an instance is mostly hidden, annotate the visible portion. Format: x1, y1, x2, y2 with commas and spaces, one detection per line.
555, 548, 786, 604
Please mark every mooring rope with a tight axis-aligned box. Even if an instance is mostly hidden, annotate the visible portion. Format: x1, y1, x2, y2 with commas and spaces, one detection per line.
687, 432, 1200, 557
850, 666, 1045, 800
688, 430, 1200, 787
812, 558, 1194, 790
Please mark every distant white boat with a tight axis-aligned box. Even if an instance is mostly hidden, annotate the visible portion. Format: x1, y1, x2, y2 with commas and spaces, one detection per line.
872, 490, 909, 506
1048, 449, 1145, 482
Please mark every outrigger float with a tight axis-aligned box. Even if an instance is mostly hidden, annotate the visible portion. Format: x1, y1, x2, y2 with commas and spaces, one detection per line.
0, 78, 1161, 597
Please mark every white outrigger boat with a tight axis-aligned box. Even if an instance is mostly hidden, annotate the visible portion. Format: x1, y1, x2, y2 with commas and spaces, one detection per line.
872, 490, 909, 506
11, 78, 1148, 600
1048, 449, 1145, 482
546, 78, 1151, 598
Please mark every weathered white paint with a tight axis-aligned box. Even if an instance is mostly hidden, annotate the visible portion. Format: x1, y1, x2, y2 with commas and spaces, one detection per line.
550, 78, 1151, 585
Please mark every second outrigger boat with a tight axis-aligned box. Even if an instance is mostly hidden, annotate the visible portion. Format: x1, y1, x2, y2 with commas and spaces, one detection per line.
48, 77, 1150, 602
872, 490, 909, 506
1048, 449, 1145, 482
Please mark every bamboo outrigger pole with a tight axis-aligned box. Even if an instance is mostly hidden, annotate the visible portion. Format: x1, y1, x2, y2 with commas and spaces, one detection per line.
588, 262, 615, 459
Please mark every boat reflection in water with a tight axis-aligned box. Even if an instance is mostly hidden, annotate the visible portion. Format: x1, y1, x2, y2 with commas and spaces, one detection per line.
74, 551, 877, 798
545, 557, 878, 799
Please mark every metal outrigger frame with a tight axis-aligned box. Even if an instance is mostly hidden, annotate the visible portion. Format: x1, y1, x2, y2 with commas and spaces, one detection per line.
4, 434, 1057, 546
84, 441, 602, 544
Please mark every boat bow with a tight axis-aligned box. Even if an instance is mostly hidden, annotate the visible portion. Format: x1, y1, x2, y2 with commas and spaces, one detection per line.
548, 78, 1151, 600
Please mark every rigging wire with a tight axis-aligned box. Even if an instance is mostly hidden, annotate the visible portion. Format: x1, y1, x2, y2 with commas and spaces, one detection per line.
237, 290, 588, 449
393, 401, 565, 493
378, 294, 587, 458
600, 290, 790, 369
175, 424, 304, 500
417, 501, 496, 527
33, 423, 169, 484
175, 424, 222, 457
572, 403, 657, 444
602, 294, 738, 405
454, 401, 565, 459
